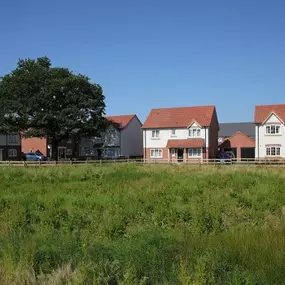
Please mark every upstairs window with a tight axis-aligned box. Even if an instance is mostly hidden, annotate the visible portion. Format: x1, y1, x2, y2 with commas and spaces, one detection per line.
171, 129, 176, 136
8, 134, 17, 144
266, 125, 280, 135
189, 128, 201, 137
151, 130, 160, 139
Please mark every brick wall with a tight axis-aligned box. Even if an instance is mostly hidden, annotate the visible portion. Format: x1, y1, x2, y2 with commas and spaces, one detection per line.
208, 109, 219, 158
22, 137, 47, 156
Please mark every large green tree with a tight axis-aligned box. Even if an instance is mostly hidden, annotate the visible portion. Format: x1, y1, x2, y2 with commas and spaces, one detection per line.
0, 57, 106, 160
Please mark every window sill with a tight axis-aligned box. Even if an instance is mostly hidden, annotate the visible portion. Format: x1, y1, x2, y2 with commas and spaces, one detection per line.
150, 157, 163, 159
265, 134, 282, 136
151, 138, 160, 140
170, 135, 177, 138
188, 137, 202, 139
265, 155, 281, 157
188, 156, 202, 158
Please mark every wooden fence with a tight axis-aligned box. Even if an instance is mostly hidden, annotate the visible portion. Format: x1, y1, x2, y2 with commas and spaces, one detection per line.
0, 158, 285, 166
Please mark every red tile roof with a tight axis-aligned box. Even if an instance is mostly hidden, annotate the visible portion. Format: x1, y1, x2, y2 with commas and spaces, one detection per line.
254, 104, 285, 123
106, 114, 136, 129
142, 106, 216, 128
167, 139, 205, 148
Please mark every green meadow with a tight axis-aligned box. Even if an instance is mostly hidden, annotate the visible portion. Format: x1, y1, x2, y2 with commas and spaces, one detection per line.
0, 164, 285, 284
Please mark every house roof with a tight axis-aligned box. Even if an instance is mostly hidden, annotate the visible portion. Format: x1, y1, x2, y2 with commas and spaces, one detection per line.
142, 105, 216, 128
106, 114, 137, 129
254, 104, 285, 124
166, 139, 205, 148
219, 122, 255, 139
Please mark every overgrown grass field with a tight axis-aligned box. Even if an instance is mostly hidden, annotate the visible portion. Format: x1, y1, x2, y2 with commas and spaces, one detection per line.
1, 164, 285, 284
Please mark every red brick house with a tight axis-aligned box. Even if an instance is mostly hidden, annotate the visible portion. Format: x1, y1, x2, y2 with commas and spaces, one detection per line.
142, 105, 219, 162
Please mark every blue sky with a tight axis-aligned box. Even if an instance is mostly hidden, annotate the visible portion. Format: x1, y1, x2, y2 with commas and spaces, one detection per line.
1, 0, 284, 123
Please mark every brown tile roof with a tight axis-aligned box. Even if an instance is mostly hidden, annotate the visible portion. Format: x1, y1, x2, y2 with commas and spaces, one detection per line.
142, 106, 216, 128
167, 139, 205, 148
106, 114, 136, 129
254, 104, 285, 123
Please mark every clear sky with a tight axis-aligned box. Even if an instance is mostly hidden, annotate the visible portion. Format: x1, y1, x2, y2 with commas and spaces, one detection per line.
0, 0, 284, 123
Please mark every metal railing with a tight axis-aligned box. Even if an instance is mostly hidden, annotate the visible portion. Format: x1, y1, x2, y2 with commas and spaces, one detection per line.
0, 158, 285, 166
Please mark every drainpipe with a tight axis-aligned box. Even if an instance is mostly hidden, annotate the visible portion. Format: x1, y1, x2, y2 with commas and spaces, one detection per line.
205, 128, 207, 159
257, 124, 259, 159
144, 129, 146, 161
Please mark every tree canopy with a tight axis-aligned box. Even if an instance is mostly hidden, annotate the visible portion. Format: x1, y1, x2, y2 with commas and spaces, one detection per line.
0, 57, 106, 160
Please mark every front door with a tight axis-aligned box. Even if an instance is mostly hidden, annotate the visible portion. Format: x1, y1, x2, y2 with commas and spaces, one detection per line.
177, 149, 184, 162
58, 147, 67, 160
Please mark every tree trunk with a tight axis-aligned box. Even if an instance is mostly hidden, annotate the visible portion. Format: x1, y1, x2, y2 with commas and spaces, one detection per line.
71, 135, 78, 160
51, 139, 58, 161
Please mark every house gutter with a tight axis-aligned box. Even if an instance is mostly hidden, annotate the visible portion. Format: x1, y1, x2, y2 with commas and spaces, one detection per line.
257, 124, 259, 159
143, 129, 146, 161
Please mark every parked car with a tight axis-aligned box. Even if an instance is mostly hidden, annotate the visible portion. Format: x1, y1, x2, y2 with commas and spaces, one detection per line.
219, 152, 232, 160
24, 152, 47, 161
219, 152, 234, 164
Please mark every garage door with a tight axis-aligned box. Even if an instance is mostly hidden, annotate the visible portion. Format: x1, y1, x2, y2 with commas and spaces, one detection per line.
241, 148, 255, 159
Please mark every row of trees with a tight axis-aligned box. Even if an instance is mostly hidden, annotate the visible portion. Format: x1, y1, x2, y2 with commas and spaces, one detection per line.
0, 57, 107, 160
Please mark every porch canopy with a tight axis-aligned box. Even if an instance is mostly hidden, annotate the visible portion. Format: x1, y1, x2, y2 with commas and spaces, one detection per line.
167, 139, 205, 148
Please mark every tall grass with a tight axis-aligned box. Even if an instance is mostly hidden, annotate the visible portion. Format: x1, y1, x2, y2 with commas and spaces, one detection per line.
0, 164, 285, 284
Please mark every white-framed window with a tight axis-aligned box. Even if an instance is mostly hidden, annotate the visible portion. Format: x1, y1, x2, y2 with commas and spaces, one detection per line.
188, 148, 202, 157
189, 128, 201, 137
266, 125, 280, 135
266, 146, 281, 156
8, 149, 17, 157
171, 129, 176, 136
151, 130, 160, 139
8, 134, 17, 144
150, 149, 162, 158
170, 149, 176, 157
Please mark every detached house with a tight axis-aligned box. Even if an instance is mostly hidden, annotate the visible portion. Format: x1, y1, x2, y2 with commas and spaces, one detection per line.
255, 104, 285, 159
142, 106, 219, 162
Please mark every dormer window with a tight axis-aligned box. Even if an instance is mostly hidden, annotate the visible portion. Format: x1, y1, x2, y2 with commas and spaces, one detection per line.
189, 128, 201, 137
266, 125, 280, 135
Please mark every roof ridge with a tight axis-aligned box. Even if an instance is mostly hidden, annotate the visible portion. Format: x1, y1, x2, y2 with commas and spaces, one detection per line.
150, 105, 215, 111
255, 104, 285, 107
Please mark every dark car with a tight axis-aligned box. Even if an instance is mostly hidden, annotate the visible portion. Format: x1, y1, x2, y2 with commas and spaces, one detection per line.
219, 152, 234, 164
